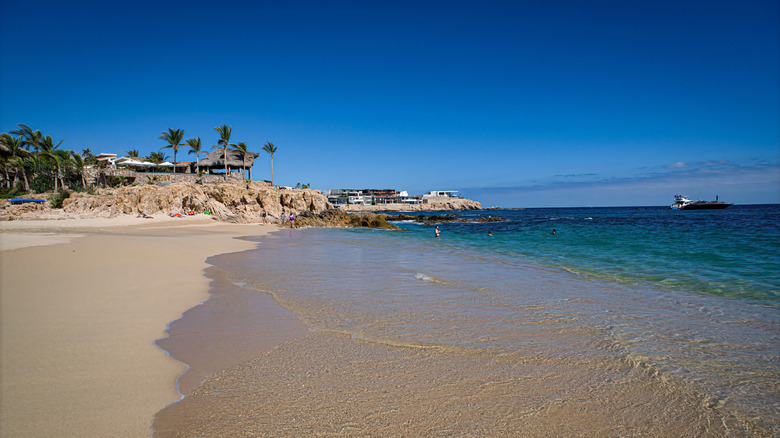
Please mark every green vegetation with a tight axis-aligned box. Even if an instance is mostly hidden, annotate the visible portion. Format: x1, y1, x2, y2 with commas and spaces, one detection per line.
234, 142, 251, 179
159, 128, 185, 173
0, 187, 25, 199
262, 141, 278, 186
1, 122, 262, 196
1, 124, 84, 195
50, 188, 71, 208
186, 137, 203, 174
213, 124, 235, 180
146, 151, 167, 164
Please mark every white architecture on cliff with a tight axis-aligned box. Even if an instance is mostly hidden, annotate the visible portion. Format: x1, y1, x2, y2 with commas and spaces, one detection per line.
422, 190, 460, 199
325, 188, 461, 206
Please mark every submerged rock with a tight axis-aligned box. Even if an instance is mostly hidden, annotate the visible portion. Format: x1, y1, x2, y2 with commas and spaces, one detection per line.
387, 213, 506, 225
295, 210, 402, 230
472, 216, 505, 223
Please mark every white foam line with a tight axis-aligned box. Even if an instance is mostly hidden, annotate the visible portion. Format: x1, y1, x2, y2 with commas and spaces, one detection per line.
148, 313, 193, 437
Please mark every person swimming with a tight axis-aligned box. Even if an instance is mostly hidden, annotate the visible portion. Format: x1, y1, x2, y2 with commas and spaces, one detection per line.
552, 229, 557, 235
435, 226, 440, 238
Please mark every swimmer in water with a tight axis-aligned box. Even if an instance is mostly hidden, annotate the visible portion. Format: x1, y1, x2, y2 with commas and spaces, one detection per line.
435, 226, 440, 238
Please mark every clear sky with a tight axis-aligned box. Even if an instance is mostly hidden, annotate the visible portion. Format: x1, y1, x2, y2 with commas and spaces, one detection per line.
1, 0, 777, 207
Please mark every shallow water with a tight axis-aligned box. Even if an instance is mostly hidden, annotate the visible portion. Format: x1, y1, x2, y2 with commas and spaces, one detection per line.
154, 205, 779, 436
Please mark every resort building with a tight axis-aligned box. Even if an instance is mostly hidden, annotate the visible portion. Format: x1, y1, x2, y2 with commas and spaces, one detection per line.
422, 190, 460, 199
85, 148, 260, 187
325, 188, 456, 206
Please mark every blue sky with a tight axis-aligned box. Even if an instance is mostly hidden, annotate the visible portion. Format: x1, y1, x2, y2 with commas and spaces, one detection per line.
1, 0, 777, 207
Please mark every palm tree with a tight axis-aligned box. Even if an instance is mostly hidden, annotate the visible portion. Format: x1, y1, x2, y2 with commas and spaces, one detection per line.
71, 152, 87, 188
0, 134, 29, 188
233, 141, 251, 179
8, 157, 29, 191
146, 151, 167, 164
126, 149, 139, 157
213, 124, 235, 180
186, 137, 203, 174
0, 157, 12, 189
80, 148, 99, 166
159, 128, 185, 173
11, 124, 43, 152
39, 135, 66, 191
0, 156, 9, 188
262, 141, 278, 186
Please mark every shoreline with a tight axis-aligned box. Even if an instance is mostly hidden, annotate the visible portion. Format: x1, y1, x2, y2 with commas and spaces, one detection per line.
150, 226, 771, 437
0, 216, 288, 436
154, 234, 308, 398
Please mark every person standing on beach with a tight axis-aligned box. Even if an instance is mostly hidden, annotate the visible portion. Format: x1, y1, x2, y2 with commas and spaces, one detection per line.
289, 213, 295, 228
261, 209, 267, 225
280, 212, 285, 227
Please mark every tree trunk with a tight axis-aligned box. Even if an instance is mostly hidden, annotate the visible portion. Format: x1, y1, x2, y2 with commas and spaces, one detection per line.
271, 157, 274, 186
223, 147, 228, 180
173, 150, 177, 174
23, 171, 29, 191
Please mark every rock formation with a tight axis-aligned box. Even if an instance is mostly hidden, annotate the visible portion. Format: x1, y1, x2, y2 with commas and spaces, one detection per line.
388, 213, 505, 225
294, 210, 402, 230
1, 182, 487, 229
0, 181, 331, 223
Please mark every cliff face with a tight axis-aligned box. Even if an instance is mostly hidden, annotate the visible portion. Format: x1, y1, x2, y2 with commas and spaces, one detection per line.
61, 181, 331, 223
1, 183, 481, 225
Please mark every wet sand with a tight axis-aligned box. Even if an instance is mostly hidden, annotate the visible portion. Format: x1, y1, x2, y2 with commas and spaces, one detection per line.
154, 332, 757, 437
0, 217, 290, 437
152, 228, 770, 438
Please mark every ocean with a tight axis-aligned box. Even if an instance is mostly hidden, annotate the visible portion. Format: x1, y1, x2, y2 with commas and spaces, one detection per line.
155, 204, 779, 436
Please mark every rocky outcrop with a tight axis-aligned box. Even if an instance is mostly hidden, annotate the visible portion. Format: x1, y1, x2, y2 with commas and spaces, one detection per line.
0, 201, 56, 221
388, 213, 505, 225
473, 216, 505, 223
294, 210, 402, 230
392, 214, 460, 225
56, 181, 331, 223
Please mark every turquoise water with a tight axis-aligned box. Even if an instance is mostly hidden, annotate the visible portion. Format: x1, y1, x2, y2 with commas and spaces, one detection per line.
217, 204, 779, 432
392, 205, 780, 302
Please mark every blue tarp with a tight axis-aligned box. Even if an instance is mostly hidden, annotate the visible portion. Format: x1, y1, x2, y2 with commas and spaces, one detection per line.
8, 198, 47, 203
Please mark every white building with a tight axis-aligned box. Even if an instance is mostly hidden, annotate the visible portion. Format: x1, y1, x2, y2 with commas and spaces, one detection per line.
422, 190, 460, 198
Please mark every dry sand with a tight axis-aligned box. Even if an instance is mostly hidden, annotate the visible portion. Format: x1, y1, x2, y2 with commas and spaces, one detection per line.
0, 216, 279, 437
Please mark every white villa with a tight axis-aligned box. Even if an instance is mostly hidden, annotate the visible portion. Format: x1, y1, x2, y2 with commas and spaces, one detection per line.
325, 188, 458, 206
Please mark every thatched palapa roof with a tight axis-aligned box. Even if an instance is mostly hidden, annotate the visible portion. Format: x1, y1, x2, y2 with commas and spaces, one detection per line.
198, 148, 260, 168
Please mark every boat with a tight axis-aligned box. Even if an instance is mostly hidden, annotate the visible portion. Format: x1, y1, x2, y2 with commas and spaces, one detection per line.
670, 195, 732, 210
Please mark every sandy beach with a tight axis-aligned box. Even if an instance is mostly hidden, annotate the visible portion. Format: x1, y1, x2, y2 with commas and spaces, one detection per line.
0, 216, 290, 437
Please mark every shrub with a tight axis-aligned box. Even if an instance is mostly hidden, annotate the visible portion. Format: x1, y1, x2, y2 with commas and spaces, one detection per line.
0, 187, 24, 199
50, 189, 72, 208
